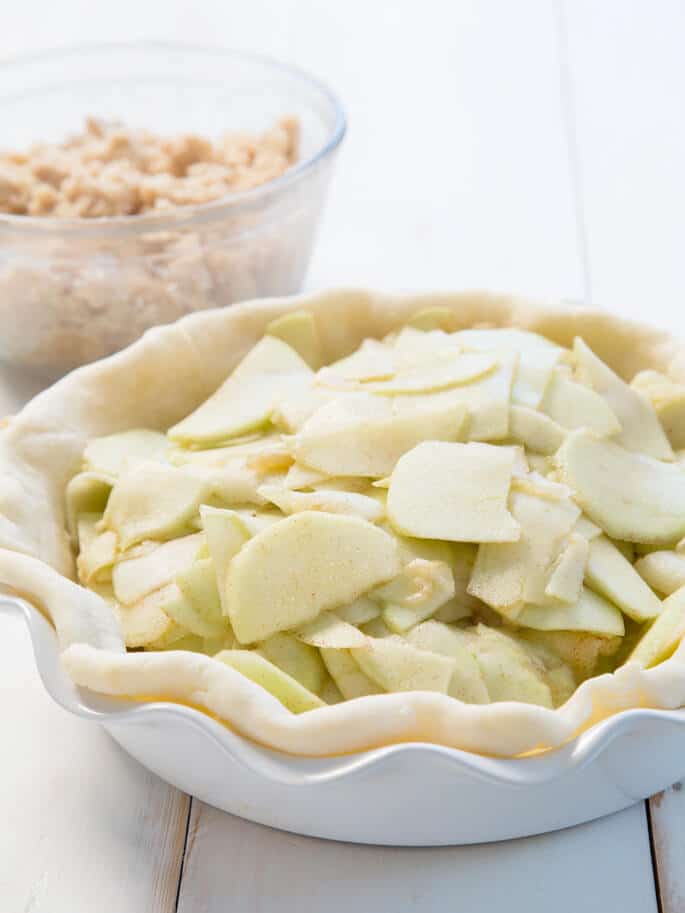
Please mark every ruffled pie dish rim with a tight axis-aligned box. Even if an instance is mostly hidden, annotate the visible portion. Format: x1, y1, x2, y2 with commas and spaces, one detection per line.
1, 287, 685, 760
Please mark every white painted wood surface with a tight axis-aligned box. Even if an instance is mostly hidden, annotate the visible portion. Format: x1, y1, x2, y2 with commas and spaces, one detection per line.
0, 0, 683, 910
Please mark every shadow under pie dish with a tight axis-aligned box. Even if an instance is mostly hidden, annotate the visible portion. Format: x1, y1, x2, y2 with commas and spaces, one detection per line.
3, 289, 685, 844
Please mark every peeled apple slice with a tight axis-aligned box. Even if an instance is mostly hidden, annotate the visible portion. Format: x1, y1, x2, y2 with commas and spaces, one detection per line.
168, 336, 312, 445
541, 373, 621, 437
216, 650, 325, 713
509, 405, 565, 455
297, 612, 368, 649
76, 514, 117, 585
66, 471, 114, 538
257, 485, 384, 522
544, 533, 588, 604
635, 550, 685, 596
351, 637, 457, 693
628, 585, 685, 668
464, 625, 553, 707
387, 441, 520, 542
374, 559, 455, 633
294, 393, 467, 478
362, 351, 497, 395
406, 620, 490, 703
584, 535, 662, 621
266, 310, 322, 369
631, 369, 685, 449
200, 506, 251, 614
574, 337, 674, 460
515, 586, 625, 637
112, 532, 203, 605
334, 596, 380, 626
323, 340, 396, 383
163, 584, 228, 639
258, 632, 326, 694
320, 648, 383, 699
519, 629, 621, 681
225, 512, 400, 643
556, 430, 685, 545
114, 583, 179, 648
83, 430, 169, 478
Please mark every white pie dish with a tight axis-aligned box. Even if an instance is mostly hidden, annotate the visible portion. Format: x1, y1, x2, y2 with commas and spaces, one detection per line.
5, 590, 685, 845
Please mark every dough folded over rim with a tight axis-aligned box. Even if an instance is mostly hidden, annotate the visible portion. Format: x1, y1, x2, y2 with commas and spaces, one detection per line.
3, 288, 685, 757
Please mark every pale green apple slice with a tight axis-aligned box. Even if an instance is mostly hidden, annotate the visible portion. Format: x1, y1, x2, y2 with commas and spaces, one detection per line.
323, 339, 396, 382
519, 640, 576, 707
320, 648, 383, 699
516, 586, 625, 636
151, 633, 206, 653
258, 632, 326, 694
406, 306, 453, 331
103, 463, 209, 549
294, 393, 467, 479
283, 461, 333, 490
76, 516, 118, 586
631, 369, 685, 449
272, 384, 342, 433
184, 462, 267, 507
574, 337, 674, 460
66, 471, 114, 538
432, 543, 484, 621
230, 509, 283, 536
168, 336, 312, 445
215, 650, 325, 713
360, 617, 393, 639
468, 484, 580, 614
114, 583, 179, 648
387, 441, 520, 542
319, 675, 344, 705
635, 550, 685, 596
163, 583, 228, 638
351, 638, 456, 693
556, 430, 685, 545
544, 533, 588, 604
200, 506, 251, 613
509, 405, 565, 455
334, 596, 380, 626
257, 485, 384, 522
176, 557, 223, 623
390, 327, 457, 361
464, 625, 553, 707
112, 532, 203, 605
83, 430, 170, 478
374, 559, 455, 633
266, 310, 322, 369
297, 612, 368, 648
226, 512, 400, 643
406, 620, 490, 703
541, 372, 621, 436
573, 514, 603, 541
362, 351, 498, 396
627, 584, 685, 668
585, 535, 662, 621
519, 628, 621, 680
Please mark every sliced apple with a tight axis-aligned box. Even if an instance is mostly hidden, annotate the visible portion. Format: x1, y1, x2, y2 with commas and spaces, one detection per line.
464, 624, 553, 707
334, 596, 380, 626
360, 617, 393, 639
544, 533, 588, 604
258, 632, 326, 694
519, 639, 576, 707
176, 557, 223, 623
387, 441, 520, 542
66, 471, 114, 538
297, 612, 368, 648
283, 461, 333, 490
168, 336, 312, 445
200, 506, 251, 613
574, 337, 673, 460
509, 405, 565, 455
627, 585, 685, 668
631, 369, 685, 449
294, 393, 467, 479
225, 512, 400, 643
114, 583, 178, 648
323, 339, 396, 382
215, 650, 325, 713
519, 629, 621, 681
515, 586, 625, 637
374, 559, 455, 633
320, 648, 383, 699
406, 620, 490, 703
319, 676, 344, 705
573, 514, 603, 541
556, 430, 685, 545
257, 484, 384, 522
163, 583, 228, 638
76, 516, 118, 586
83, 429, 169, 478
362, 351, 498, 396
635, 550, 685, 597
467, 484, 580, 614
541, 372, 621, 436
584, 535, 662, 621
112, 532, 203, 605
266, 310, 322, 369
351, 637, 456, 693
406, 306, 453, 331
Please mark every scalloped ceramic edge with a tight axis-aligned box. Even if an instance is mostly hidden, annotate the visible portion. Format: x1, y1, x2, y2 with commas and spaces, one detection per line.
5, 591, 685, 845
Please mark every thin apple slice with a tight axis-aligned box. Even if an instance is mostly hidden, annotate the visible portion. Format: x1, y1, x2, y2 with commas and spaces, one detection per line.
406, 620, 490, 703
83, 430, 169, 478
574, 337, 674, 460
200, 506, 251, 613
635, 550, 685, 597
467, 483, 580, 614
627, 585, 685, 668
351, 637, 456, 693
297, 612, 368, 648
266, 310, 322, 369
387, 441, 520, 542
360, 617, 393, 639
519, 639, 576, 707
319, 676, 344, 704
544, 533, 588, 604
294, 393, 467, 479
320, 648, 383, 699
464, 625, 553, 707
114, 583, 179, 648
323, 339, 396, 382
226, 512, 400, 643
509, 405, 565, 455
163, 583, 228, 638
519, 629, 621, 680
66, 471, 114, 538
257, 484, 384, 522
631, 369, 685, 449
216, 650, 325, 713
585, 535, 662, 621
374, 559, 455, 633
573, 514, 603, 541
334, 596, 380, 626
556, 430, 685, 545
76, 514, 118, 585
176, 557, 223, 623
541, 372, 621, 436
283, 462, 333, 490
103, 463, 209, 549
515, 586, 625, 637
169, 336, 312, 445
112, 532, 203, 605
362, 351, 497, 395
258, 632, 326, 694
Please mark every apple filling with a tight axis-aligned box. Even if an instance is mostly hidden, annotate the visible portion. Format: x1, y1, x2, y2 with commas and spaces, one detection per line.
68, 309, 685, 713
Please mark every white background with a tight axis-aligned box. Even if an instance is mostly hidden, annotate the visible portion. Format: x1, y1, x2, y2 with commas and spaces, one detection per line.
1, 1, 685, 911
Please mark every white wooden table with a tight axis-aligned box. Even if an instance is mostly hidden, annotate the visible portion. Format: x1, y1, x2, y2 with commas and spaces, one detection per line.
2, 2, 685, 910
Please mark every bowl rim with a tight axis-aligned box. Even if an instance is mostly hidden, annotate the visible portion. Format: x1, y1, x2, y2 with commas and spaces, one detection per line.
0, 40, 347, 239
